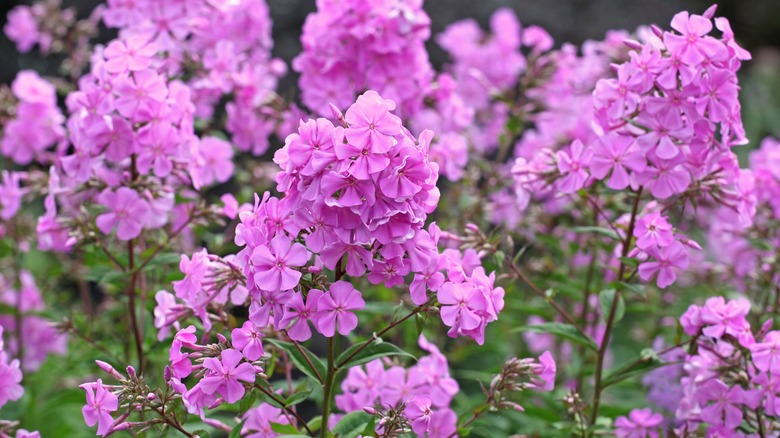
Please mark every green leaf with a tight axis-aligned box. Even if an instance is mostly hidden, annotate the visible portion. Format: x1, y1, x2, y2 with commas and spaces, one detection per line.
571, 226, 620, 241
513, 323, 597, 351
332, 411, 372, 438
599, 289, 625, 324
617, 281, 646, 299
285, 389, 312, 407
336, 341, 416, 370
229, 421, 245, 438
415, 312, 427, 336
602, 348, 665, 388
306, 416, 322, 433
618, 256, 639, 268
271, 423, 301, 434
266, 339, 326, 383
192, 430, 211, 438
239, 389, 257, 413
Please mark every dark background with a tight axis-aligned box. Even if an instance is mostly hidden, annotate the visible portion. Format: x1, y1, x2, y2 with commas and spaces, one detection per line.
2, 0, 779, 84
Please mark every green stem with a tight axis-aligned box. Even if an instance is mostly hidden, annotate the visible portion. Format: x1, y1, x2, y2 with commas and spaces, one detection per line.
321, 336, 337, 438
590, 187, 643, 426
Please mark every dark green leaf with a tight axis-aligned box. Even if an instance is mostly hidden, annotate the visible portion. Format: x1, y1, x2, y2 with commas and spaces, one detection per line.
513, 323, 597, 351
266, 339, 326, 383
271, 423, 300, 434
229, 421, 245, 438
602, 348, 665, 388
336, 341, 416, 370
285, 389, 312, 407
617, 281, 646, 299
239, 390, 257, 413
332, 411, 372, 438
306, 416, 322, 433
571, 226, 620, 241
599, 289, 625, 324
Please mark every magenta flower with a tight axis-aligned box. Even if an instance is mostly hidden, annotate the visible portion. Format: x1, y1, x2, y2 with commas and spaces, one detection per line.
588, 135, 646, 190
103, 35, 158, 74
278, 290, 324, 342
663, 11, 725, 67
697, 379, 750, 429
95, 188, 151, 241
633, 212, 674, 250
0, 353, 23, 409
173, 249, 209, 300
437, 281, 486, 337
636, 107, 693, 160
533, 351, 556, 391
614, 408, 663, 438
333, 127, 391, 181
136, 123, 179, 177
315, 281, 365, 337
699, 296, 751, 341
405, 395, 433, 435
638, 241, 688, 288
113, 70, 168, 120
80, 379, 118, 436
249, 289, 292, 329
344, 90, 401, 154
231, 321, 265, 361
251, 234, 309, 292
410, 257, 445, 306
4, 6, 39, 53
641, 155, 691, 199
199, 349, 256, 404
556, 140, 592, 194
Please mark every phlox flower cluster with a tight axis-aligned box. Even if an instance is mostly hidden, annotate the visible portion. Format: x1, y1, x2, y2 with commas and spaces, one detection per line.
37, 26, 236, 248
1, 71, 65, 166
511, 7, 755, 291
0, 271, 67, 372
158, 90, 506, 346
102, 0, 286, 155
293, 0, 434, 118
503, 30, 627, 227
706, 137, 780, 292
0, 327, 24, 412
335, 336, 459, 436
659, 297, 780, 435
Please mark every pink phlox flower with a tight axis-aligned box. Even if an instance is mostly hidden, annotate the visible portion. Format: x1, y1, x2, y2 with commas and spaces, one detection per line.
199, 349, 256, 404
80, 379, 118, 436
278, 290, 324, 342
231, 321, 265, 362
638, 241, 689, 288
95, 187, 151, 240
556, 139, 592, 194
103, 35, 158, 74
251, 234, 308, 291
315, 281, 365, 337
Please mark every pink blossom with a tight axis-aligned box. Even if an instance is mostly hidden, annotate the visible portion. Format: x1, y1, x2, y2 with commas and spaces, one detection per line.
315, 281, 365, 337
278, 290, 324, 342
199, 349, 256, 404
633, 212, 674, 250
437, 281, 486, 339
638, 241, 689, 288
614, 408, 663, 438
588, 135, 646, 190
556, 140, 592, 194
103, 35, 158, 74
231, 321, 265, 362
251, 235, 308, 292
405, 395, 433, 435
80, 379, 118, 436
95, 188, 151, 240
